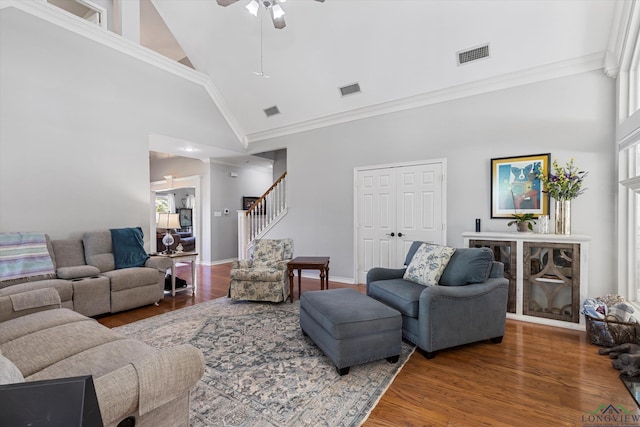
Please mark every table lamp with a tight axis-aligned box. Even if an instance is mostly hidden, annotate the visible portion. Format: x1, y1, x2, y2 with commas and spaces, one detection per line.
157, 213, 180, 254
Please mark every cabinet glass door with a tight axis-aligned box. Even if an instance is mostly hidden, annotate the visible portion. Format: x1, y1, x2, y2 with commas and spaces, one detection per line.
523, 242, 580, 323
469, 240, 516, 313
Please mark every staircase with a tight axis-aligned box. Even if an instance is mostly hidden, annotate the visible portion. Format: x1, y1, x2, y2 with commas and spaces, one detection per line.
237, 172, 287, 259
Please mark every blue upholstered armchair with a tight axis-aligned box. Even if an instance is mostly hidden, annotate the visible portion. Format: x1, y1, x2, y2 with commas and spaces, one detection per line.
366, 242, 509, 358
228, 239, 294, 303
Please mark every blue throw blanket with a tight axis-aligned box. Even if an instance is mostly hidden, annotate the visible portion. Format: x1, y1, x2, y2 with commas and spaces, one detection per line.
110, 227, 149, 270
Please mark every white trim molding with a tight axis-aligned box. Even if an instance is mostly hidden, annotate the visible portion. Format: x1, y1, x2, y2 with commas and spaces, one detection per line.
604, 0, 638, 78
245, 53, 605, 144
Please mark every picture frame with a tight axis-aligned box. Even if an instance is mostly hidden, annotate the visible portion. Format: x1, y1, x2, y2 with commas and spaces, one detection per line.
490, 153, 550, 218
178, 208, 192, 228
242, 196, 259, 211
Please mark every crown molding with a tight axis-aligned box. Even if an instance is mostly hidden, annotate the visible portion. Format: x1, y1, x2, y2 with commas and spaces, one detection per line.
245, 53, 605, 144
0, 0, 247, 147
604, 0, 639, 78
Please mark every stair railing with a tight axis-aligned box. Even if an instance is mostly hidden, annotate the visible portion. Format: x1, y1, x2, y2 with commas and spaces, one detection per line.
237, 172, 288, 259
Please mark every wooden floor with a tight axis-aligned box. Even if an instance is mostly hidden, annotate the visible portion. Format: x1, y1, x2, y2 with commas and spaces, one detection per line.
97, 263, 639, 426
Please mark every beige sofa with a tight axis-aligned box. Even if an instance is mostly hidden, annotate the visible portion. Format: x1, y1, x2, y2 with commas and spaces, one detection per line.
0, 230, 172, 319
0, 288, 204, 427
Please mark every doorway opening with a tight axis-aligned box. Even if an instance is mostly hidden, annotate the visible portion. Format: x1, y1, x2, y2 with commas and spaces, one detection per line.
151, 175, 202, 255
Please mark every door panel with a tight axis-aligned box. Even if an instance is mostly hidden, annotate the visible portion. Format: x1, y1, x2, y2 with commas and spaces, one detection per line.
395, 163, 443, 266
357, 161, 445, 283
358, 169, 398, 279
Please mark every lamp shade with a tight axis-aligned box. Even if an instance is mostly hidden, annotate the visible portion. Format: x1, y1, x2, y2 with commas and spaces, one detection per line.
157, 213, 181, 230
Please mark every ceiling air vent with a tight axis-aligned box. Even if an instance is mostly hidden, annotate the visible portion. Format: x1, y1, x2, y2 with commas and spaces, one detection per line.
457, 44, 490, 65
263, 105, 280, 118
339, 82, 361, 97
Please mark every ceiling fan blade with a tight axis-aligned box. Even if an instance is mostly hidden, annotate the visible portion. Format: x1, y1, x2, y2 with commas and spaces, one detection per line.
216, 0, 239, 6
314, 0, 325, 2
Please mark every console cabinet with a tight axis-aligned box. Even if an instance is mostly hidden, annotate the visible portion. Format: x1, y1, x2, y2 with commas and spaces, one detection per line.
463, 232, 591, 330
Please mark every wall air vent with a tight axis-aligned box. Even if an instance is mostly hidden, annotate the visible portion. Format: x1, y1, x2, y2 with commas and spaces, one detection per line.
339, 82, 361, 97
457, 44, 490, 65
263, 105, 280, 117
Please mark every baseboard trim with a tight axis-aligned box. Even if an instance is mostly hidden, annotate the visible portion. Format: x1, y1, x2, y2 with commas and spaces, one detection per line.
199, 258, 237, 266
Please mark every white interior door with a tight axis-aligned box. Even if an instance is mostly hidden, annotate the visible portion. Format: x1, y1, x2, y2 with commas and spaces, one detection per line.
358, 168, 398, 274
396, 163, 444, 265
356, 160, 446, 283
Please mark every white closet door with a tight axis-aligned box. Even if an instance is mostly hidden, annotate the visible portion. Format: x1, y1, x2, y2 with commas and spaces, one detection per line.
356, 161, 445, 283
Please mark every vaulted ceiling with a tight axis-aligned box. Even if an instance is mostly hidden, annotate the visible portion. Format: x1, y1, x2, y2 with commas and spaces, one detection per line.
149, 0, 619, 147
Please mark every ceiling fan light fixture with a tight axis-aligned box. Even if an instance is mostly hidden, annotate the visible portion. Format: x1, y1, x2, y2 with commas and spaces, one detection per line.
245, 0, 259, 16
271, 4, 285, 19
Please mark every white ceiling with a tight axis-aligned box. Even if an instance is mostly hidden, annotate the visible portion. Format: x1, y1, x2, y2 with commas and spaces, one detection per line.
149, 0, 618, 146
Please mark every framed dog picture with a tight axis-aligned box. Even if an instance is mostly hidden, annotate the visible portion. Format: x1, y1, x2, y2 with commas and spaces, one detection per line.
491, 153, 550, 218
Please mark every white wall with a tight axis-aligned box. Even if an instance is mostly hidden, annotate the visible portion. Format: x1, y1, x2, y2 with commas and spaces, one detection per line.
0, 8, 616, 298
249, 70, 617, 297
0, 8, 239, 247
208, 163, 272, 261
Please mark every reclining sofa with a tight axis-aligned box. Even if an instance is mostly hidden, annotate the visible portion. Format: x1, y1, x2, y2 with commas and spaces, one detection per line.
0, 230, 172, 320
0, 288, 204, 427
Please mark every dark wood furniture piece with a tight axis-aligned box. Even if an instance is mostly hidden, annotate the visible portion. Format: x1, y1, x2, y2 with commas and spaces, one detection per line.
287, 256, 330, 302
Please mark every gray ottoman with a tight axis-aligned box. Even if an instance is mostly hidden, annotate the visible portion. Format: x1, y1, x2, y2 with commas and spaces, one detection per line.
300, 288, 402, 375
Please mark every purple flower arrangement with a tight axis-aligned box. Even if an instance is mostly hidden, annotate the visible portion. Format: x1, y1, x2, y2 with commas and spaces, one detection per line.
537, 158, 588, 200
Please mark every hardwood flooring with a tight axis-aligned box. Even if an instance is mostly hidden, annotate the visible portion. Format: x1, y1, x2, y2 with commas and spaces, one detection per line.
97, 263, 639, 426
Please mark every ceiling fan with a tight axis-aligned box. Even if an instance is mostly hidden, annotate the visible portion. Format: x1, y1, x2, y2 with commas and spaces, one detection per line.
216, 0, 325, 29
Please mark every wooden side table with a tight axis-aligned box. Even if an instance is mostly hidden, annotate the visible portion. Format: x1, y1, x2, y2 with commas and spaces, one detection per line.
157, 251, 198, 297
287, 256, 330, 303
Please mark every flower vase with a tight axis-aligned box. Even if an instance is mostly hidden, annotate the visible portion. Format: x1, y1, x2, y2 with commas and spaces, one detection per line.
555, 200, 571, 235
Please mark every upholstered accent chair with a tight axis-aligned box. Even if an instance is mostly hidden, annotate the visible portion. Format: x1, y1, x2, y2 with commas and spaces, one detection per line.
366, 242, 509, 358
228, 239, 294, 303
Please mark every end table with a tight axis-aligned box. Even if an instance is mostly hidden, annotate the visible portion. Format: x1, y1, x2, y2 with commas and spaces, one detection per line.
157, 251, 198, 297
287, 256, 330, 303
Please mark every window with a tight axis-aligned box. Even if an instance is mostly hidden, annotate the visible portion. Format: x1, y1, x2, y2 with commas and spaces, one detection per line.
155, 195, 169, 213
622, 145, 640, 302
614, 3, 640, 304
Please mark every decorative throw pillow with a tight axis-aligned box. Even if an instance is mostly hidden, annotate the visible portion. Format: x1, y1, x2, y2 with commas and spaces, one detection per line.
439, 247, 493, 286
403, 243, 456, 286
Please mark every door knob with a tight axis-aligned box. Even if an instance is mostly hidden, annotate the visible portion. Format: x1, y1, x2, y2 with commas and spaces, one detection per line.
398, 232, 403, 237
386, 232, 395, 237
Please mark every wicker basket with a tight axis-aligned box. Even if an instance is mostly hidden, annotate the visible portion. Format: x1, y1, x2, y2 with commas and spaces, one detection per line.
585, 314, 639, 347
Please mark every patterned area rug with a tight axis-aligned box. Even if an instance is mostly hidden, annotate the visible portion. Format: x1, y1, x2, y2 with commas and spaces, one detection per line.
114, 297, 414, 427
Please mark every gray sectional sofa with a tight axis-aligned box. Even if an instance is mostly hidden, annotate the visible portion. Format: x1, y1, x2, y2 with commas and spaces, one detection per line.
0, 288, 204, 427
0, 230, 172, 320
